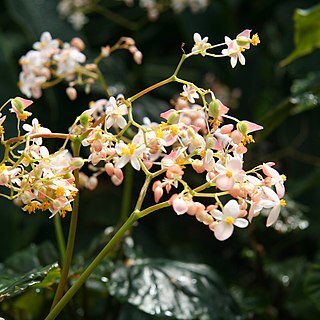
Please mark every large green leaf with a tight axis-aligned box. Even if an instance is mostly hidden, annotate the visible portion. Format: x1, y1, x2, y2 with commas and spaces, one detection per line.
108, 258, 239, 319
280, 4, 320, 66
0, 242, 59, 301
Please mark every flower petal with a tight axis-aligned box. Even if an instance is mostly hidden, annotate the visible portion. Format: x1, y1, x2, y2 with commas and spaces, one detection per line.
214, 222, 234, 241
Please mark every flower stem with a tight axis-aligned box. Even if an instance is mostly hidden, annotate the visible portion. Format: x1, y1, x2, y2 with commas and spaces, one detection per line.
119, 165, 134, 224
53, 215, 66, 264
50, 140, 81, 309
44, 211, 139, 320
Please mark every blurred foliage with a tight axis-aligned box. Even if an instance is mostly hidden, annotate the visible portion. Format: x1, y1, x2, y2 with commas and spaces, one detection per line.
1, 0, 320, 319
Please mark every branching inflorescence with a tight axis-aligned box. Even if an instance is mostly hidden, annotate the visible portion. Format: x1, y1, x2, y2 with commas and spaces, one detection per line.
0, 29, 286, 246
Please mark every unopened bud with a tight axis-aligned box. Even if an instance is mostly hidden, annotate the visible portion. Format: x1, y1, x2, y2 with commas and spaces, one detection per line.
236, 121, 248, 136
71, 37, 85, 51
66, 87, 77, 100
79, 112, 91, 127
167, 111, 179, 125
208, 99, 220, 118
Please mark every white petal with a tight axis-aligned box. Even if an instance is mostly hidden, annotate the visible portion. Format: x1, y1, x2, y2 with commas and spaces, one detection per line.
266, 205, 280, 227
116, 116, 127, 129
115, 156, 129, 169
214, 222, 234, 241
234, 218, 249, 228
211, 209, 224, 221
239, 53, 246, 65
223, 199, 240, 217
231, 56, 237, 68
130, 157, 141, 171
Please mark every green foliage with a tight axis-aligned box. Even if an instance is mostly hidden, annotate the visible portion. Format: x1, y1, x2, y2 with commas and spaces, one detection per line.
0, 242, 59, 301
109, 259, 239, 319
281, 4, 320, 66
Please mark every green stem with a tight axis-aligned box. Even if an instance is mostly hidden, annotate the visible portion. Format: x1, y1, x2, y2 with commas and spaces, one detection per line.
54, 215, 66, 264
119, 165, 134, 223
50, 140, 81, 309
44, 211, 139, 320
128, 76, 175, 103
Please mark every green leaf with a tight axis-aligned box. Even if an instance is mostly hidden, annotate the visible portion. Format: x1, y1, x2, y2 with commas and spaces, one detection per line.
305, 264, 320, 310
0, 262, 59, 301
108, 258, 239, 319
280, 4, 320, 66
0, 242, 59, 301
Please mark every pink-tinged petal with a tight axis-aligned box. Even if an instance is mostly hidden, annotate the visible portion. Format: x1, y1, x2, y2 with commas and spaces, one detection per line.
227, 157, 242, 172
234, 218, 249, 228
211, 209, 224, 221
237, 29, 251, 38
172, 198, 188, 215
266, 205, 281, 227
224, 36, 232, 45
214, 222, 234, 241
223, 199, 240, 217
15, 97, 33, 108
215, 175, 234, 191
275, 182, 285, 199
242, 120, 263, 133
248, 204, 263, 222
160, 109, 175, 120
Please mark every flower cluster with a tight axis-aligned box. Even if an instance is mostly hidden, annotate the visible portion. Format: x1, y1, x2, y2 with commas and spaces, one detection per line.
18, 32, 142, 100
0, 99, 83, 217
2, 31, 286, 242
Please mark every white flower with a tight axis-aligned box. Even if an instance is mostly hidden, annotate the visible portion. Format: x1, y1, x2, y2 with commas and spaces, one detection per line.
105, 96, 128, 129
115, 142, 147, 171
192, 33, 211, 56
181, 84, 199, 103
260, 186, 286, 227
210, 199, 248, 241
23, 118, 51, 145
33, 32, 59, 56
221, 37, 245, 68
53, 43, 86, 75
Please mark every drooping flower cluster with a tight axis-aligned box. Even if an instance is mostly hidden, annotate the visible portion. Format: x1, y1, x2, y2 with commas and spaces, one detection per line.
0, 99, 83, 217
3, 31, 286, 241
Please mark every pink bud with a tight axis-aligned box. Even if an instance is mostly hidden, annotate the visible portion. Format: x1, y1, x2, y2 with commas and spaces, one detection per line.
111, 174, 123, 186
133, 51, 143, 64
71, 37, 85, 51
66, 87, 77, 101
114, 168, 123, 180
154, 186, 163, 203
220, 124, 234, 134
105, 163, 114, 176
172, 197, 188, 215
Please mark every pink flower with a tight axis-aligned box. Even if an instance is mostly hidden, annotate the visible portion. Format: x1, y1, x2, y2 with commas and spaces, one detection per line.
105, 96, 128, 129
210, 199, 248, 241
115, 142, 147, 171
262, 163, 286, 198
222, 37, 245, 68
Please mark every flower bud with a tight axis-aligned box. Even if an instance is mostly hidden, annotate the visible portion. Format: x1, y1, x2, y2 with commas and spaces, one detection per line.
79, 112, 91, 127
236, 121, 248, 136
208, 99, 220, 118
71, 37, 85, 51
66, 87, 77, 100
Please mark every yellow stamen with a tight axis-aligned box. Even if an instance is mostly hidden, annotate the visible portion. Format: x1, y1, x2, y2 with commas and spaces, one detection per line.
156, 128, 164, 139
242, 135, 255, 145
226, 170, 233, 178
121, 143, 136, 156
39, 201, 51, 211
55, 186, 65, 197
0, 164, 6, 173
251, 34, 260, 46
169, 125, 179, 135
280, 199, 286, 207
225, 216, 235, 224
281, 174, 287, 182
